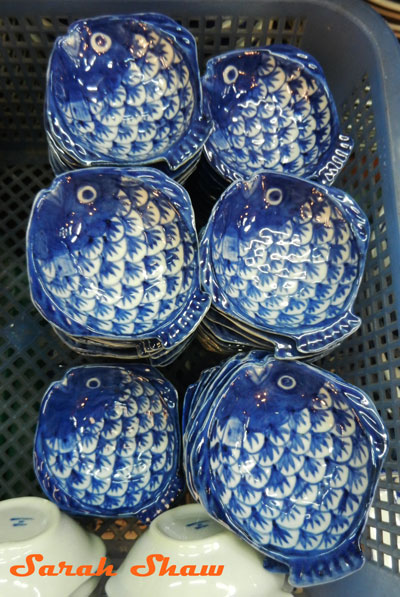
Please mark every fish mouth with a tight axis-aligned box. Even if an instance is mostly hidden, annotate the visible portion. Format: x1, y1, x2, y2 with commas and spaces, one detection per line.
61, 30, 81, 60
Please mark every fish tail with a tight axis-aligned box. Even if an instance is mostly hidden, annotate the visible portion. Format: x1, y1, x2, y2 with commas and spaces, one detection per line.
315, 134, 354, 186
158, 289, 211, 349
137, 472, 185, 524
296, 311, 361, 355
287, 540, 364, 587
166, 117, 211, 169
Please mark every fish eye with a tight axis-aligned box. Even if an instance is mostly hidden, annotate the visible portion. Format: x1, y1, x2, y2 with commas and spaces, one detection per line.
266, 188, 283, 205
90, 32, 112, 54
86, 377, 101, 389
77, 185, 97, 204
277, 375, 297, 390
223, 65, 239, 85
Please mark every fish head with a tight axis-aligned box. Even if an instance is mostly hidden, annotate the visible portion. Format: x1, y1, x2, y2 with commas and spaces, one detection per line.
57, 20, 128, 101
247, 358, 325, 412
204, 53, 262, 125
203, 50, 265, 127
55, 367, 132, 427
60, 20, 126, 64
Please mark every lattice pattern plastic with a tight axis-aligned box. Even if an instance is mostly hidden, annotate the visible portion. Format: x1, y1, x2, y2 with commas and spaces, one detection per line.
0, 1, 399, 592
321, 76, 400, 575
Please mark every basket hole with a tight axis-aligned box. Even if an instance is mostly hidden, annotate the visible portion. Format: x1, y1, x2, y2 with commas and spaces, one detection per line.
383, 554, 392, 569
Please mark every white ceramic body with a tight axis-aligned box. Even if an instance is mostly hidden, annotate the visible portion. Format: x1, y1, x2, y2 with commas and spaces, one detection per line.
106, 503, 291, 597
0, 497, 106, 596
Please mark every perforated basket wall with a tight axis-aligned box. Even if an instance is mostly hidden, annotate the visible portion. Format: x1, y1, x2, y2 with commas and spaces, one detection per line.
1, 1, 400, 594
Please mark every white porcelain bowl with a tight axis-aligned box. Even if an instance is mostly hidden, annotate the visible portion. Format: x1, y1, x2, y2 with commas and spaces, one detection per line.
0, 497, 106, 597
106, 503, 291, 597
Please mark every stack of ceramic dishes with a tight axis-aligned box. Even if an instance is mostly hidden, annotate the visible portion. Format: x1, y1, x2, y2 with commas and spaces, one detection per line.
34, 365, 184, 521
192, 45, 353, 202
26, 167, 210, 365
45, 13, 211, 181
198, 171, 369, 360
183, 350, 388, 587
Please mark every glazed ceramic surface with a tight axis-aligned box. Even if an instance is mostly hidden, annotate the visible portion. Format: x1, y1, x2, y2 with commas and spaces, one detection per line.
201, 306, 339, 361
34, 365, 184, 520
27, 167, 210, 348
202, 46, 353, 185
106, 503, 291, 596
200, 172, 369, 357
48, 134, 202, 181
183, 351, 388, 587
0, 497, 105, 597
46, 13, 210, 169
52, 325, 192, 366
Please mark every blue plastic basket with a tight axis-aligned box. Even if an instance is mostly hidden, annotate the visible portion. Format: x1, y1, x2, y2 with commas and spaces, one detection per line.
0, 1, 399, 594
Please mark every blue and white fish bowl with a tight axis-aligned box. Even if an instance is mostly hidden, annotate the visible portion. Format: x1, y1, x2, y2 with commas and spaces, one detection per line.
200, 171, 369, 358
34, 364, 184, 520
45, 13, 211, 175
26, 167, 210, 361
183, 351, 388, 587
202, 46, 353, 186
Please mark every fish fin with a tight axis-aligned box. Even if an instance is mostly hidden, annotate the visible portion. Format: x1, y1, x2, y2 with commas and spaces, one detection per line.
137, 472, 185, 524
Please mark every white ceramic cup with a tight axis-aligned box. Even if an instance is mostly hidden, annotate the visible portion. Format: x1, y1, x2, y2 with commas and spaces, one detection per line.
106, 503, 291, 597
0, 496, 106, 596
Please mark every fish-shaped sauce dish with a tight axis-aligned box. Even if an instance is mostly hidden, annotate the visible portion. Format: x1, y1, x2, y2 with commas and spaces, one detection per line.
200, 172, 369, 358
202, 46, 353, 186
183, 351, 388, 587
34, 364, 184, 520
26, 167, 210, 350
45, 13, 211, 170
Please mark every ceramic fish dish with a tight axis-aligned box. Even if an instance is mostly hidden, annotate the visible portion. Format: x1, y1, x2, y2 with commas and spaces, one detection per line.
34, 364, 184, 520
46, 13, 211, 170
27, 167, 210, 349
202, 46, 353, 185
200, 172, 369, 358
183, 351, 388, 587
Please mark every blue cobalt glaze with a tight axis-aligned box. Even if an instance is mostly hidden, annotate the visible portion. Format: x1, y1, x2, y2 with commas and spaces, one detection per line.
34, 364, 184, 520
183, 351, 388, 587
46, 13, 211, 169
202, 46, 353, 185
200, 172, 369, 358
27, 167, 210, 348
48, 132, 202, 181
